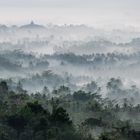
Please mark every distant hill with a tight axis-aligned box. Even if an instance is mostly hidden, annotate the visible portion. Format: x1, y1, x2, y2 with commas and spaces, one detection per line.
0, 25, 9, 31
20, 21, 46, 30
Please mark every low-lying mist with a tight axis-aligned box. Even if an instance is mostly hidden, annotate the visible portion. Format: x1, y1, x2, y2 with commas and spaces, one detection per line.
0, 23, 140, 104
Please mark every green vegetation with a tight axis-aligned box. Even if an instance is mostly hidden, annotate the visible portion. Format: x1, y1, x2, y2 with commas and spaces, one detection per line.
0, 81, 139, 140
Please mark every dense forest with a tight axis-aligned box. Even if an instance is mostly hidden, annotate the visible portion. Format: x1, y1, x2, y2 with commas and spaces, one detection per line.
0, 81, 139, 140
0, 23, 140, 140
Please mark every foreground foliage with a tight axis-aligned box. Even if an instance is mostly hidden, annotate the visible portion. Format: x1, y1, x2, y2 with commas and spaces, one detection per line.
0, 81, 140, 140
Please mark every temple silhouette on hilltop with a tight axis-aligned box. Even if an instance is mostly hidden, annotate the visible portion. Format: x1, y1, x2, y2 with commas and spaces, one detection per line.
20, 21, 45, 29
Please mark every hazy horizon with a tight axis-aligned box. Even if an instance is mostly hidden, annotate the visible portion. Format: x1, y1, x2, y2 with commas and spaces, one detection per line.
0, 0, 140, 29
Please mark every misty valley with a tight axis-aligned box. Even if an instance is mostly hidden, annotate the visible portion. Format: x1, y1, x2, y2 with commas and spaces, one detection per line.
0, 23, 140, 140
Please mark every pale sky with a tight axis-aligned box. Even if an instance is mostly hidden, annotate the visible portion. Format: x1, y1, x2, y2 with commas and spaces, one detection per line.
0, 0, 140, 28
